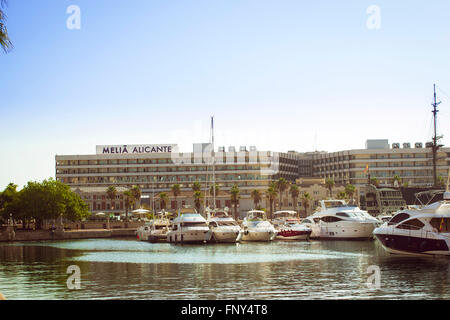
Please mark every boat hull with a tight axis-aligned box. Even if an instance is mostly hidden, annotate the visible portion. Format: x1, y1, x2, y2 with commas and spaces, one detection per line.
241, 230, 274, 242
374, 233, 450, 256
276, 230, 311, 240
167, 230, 210, 244
211, 230, 241, 243
309, 222, 375, 240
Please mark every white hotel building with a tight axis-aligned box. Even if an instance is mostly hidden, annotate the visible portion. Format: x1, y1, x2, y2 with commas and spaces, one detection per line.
55, 143, 301, 214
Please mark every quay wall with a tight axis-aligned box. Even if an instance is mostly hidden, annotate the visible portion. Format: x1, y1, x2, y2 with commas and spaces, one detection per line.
0, 228, 138, 242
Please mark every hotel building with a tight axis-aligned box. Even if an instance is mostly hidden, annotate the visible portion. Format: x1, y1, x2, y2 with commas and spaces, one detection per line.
312, 140, 450, 187
55, 143, 302, 215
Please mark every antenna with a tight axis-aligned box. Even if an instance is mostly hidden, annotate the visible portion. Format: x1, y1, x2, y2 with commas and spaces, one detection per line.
431, 84, 442, 187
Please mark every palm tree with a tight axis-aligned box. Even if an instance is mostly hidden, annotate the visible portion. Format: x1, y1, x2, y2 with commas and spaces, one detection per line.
123, 190, 134, 222
370, 177, 380, 187
345, 184, 356, 203
337, 191, 347, 200
251, 189, 262, 209
289, 184, 300, 213
171, 184, 181, 210
130, 185, 141, 209
230, 184, 240, 220
159, 192, 168, 210
193, 191, 203, 213
266, 183, 278, 220
106, 186, 117, 212
301, 192, 311, 218
209, 184, 220, 208
325, 178, 335, 198
0, 0, 13, 53
192, 181, 201, 192
275, 177, 288, 210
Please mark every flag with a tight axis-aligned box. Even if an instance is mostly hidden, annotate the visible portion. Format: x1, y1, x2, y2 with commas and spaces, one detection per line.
364, 164, 369, 173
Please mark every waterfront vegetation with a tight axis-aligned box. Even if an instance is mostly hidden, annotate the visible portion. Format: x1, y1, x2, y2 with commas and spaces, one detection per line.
0, 0, 12, 53
0, 179, 89, 229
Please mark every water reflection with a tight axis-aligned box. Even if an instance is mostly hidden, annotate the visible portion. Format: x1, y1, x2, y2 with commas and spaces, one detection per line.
1, 239, 450, 299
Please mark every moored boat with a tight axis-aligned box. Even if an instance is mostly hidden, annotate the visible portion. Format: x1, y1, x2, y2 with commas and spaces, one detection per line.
272, 210, 311, 240
241, 210, 277, 242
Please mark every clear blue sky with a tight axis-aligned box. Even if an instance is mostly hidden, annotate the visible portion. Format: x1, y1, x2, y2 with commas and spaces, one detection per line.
1, 0, 450, 189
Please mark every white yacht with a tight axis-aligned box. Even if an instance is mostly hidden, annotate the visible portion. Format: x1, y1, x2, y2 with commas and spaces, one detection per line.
374, 191, 450, 256
167, 208, 211, 244
301, 200, 379, 240
241, 210, 277, 242
207, 209, 243, 243
136, 222, 153, 241
272, 210, 312, 240
148, 210, 172, 243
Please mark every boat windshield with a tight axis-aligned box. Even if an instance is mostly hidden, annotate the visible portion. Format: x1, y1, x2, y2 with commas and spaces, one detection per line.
217, 221, 238, 226
183, 221, 208, 227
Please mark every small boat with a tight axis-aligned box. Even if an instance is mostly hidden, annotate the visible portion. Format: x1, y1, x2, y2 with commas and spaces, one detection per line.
301, 200, 379, 240
207, 209, 243, 243
241, 210, 277, 242
272, 210, 312, 240
167, 208, 211, 244
136, 222, 153, 241
374, 191, 450, 256
148, 210, 171, 243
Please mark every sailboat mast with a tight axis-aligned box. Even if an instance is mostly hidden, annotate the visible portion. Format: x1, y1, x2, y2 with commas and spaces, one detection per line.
432, 84, 441, 187
211, 116, 216, 210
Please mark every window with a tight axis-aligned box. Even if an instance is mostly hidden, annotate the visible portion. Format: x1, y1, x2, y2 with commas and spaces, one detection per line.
388, 212, 410, 225
321, 216, 342, 223
336, 212, 349, 218
396, 219, 424, 230
430, 218, 450, 233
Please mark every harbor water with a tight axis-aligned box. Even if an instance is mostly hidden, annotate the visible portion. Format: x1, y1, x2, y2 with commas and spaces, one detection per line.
1, 238, 450, 300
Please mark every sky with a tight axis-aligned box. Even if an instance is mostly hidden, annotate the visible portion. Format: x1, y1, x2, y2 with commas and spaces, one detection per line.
1, 0, 450, 190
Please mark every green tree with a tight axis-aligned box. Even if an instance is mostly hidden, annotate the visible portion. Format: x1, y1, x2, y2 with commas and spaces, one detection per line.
289, 184, 300, 213
192, 181, 201, 192
0, 0, 13, 53
131, 185, 141, 209
230, 184, 240, 220
370, 177, 380, 187
106, 186, 117, 212
276, 178, 288, 209
344, 184, 356, 203
337, 191, 347, 200
123, 190, 134, 222
193, 190, 203, 213
437, 176, 446, 189
251, 189, 262, 208
0, 183, 19, 224
18, 179, 89, 229
159, 192, 168, 210
301, 192, 311, 217
171, 184, 181, 210
266, 183, 278, 220
325, 178, 335, 198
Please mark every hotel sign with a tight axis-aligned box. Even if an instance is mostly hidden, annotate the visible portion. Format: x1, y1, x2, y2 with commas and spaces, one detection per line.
96, 144, 176, 155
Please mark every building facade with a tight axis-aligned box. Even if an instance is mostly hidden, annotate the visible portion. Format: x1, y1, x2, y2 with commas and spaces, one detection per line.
56, 143, 304, 215
312, 140, 450, 187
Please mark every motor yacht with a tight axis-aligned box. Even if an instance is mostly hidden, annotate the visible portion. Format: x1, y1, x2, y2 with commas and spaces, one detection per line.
241, 210, 277, 242
148, 210, 172, 243
207, 209, 243, 243
373, 191, 450, 256
136, 222, 153, 241
301, 200, 379, 240
271, 210, 311, 240
167, 208, 211, 244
